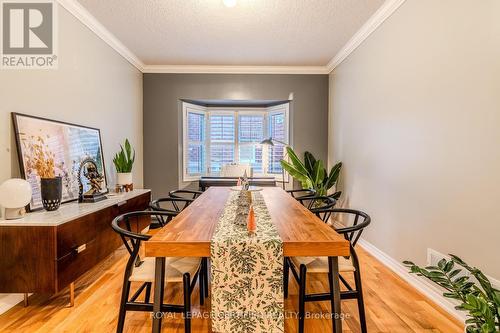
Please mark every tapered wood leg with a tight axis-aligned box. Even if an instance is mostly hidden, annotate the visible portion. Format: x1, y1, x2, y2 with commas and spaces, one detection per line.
23, 293, 28, 307
69, 282, 75, 307
152, 257, 165, 333
329, 257, 342, 333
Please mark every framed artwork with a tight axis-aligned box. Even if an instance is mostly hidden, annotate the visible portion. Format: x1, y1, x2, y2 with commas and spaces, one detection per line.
12, 113, 108, 211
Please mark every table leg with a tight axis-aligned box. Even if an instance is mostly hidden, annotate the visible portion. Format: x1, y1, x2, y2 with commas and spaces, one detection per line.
152, 257, 165, 333
329, 256, 342, 333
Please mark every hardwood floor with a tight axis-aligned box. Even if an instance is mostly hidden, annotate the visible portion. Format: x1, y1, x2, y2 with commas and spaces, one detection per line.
0, 247, 463, 332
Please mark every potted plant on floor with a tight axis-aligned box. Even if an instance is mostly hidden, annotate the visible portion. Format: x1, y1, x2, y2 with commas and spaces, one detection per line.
280, 147, 342, 199
404, 256, 500, 332
113, 139, 135, 191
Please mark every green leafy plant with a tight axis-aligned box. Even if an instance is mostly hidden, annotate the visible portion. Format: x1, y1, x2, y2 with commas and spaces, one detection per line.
403, 255, 500, 333
112, 139, 135, 173
280, 147, 342, 198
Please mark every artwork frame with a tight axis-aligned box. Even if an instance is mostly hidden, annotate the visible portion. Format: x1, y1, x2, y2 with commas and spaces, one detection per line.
12, 113, 108, 211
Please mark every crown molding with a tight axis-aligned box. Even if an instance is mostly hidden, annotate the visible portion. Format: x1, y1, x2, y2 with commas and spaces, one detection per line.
57, 0, 404, 75
142, 65, 329, 75
57, 0, 145, 71
326, 0, 407, 73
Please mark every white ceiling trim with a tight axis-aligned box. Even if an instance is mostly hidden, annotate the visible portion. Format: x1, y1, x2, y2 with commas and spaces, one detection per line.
57, 0, 145, 71
326, 0, 407, 72
142, 65, 329, 75
58, 0, 404, 75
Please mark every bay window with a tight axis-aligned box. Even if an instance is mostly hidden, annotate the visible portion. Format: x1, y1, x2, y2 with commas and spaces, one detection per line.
182, 102, 289, 181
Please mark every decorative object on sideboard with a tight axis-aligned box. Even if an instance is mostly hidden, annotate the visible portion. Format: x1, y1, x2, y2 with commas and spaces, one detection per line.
113, 139, 135, 192
280, 147, 342, 199
404, 256, 500, 333
12, 113, 108, 211
0, 179, 32, 219
78, 158, 107, 203
40, 177, 62, 211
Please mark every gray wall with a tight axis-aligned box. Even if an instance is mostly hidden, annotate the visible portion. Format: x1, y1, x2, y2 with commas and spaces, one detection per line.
143, 74, 328, 197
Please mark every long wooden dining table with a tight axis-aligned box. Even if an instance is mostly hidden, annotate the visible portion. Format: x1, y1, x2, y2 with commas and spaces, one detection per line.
144, 187, 350, 333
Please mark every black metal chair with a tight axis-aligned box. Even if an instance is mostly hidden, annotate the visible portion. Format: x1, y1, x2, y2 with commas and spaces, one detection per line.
112, 211, 203, 333
169, 189, 203, 199
150, 197, 210, 302
286, 188, 316, 200
150, 197, 194, 215
284, 208, 371, 333
296, 195, 336, 211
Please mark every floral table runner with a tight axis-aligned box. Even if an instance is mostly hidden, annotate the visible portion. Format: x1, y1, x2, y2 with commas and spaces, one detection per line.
211, 191, 284, 333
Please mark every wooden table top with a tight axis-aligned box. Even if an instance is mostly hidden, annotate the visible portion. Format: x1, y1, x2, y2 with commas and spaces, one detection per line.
144, 187, 350, 258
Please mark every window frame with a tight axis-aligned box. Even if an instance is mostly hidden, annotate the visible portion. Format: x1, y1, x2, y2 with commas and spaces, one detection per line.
182, 102, 289, 182
266, 104, 290, 180
182, 103, 207, 182
236, 110, 267, 176
207, 109, 237, 175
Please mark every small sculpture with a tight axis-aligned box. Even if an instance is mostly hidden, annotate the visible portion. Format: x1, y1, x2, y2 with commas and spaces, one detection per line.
241, 170, 250, 190
78, 158, 107, 203
247, 205, 256, 234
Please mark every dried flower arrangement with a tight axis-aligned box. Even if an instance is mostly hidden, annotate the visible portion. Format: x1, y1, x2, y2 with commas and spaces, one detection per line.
21, 134, 58, 178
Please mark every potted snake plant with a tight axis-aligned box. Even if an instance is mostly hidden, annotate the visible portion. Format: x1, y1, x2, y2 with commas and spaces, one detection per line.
113, 139, 135, 188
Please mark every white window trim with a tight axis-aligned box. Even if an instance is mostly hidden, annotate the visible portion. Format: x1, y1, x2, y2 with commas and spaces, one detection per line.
266, 103, 290, 181
182, 103, 207, 182
182, 102, 290, 182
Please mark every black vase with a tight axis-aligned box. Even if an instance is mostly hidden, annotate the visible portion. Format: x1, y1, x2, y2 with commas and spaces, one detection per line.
40, 177, 62, 211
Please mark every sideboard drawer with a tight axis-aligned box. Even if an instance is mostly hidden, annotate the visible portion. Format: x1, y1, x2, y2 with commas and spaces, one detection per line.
56, 214, 98, 259
56, 238, 97, 291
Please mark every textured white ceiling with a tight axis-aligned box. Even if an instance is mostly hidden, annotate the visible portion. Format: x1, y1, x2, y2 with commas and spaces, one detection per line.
76, 0, 385, 66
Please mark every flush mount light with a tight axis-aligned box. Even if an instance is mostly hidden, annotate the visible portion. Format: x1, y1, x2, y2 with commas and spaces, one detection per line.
223, 0, 237, 8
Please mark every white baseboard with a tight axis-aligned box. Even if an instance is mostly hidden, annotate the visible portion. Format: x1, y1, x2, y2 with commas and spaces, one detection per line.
0, 294, 25, 315
357, 239, 466, 322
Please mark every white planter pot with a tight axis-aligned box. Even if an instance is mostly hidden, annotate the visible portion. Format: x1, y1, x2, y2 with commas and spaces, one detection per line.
116, 172, 133, 185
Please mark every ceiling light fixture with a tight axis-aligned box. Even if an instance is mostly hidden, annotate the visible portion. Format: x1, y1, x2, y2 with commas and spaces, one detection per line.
223, 0, 237, 8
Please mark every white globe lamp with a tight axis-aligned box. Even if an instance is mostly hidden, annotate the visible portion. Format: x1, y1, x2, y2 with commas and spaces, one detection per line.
0, 179, 32, 219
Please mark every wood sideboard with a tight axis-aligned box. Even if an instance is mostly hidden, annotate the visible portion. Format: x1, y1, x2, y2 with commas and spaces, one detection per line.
0, 190, 151, 302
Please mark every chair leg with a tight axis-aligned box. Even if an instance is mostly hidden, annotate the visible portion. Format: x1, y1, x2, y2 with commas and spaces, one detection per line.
199, 261, 205, 306
183, 273, 192, 333
144, 282, 152, 304
354, 269, 367, 333
284, 258, 290, 299
298, 264, 307, 333
203, 258, 209, 297
116, 281, 131, 333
